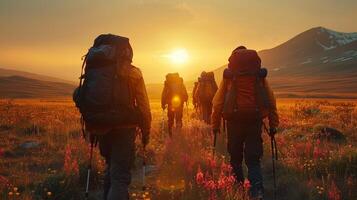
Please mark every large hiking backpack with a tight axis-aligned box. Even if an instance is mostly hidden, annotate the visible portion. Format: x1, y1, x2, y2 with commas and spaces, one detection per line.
164, 73, 187, 107
198, 72, 218, 104
222, 49, 270, 120
73, 34, 140, 133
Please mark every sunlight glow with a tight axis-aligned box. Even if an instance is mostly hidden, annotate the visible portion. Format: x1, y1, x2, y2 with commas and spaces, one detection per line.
171, 95, 182, 108
168, 49, 189, 65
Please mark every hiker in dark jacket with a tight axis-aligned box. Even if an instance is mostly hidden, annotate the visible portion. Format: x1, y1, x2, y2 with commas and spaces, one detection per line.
211, 47, 279, 200
89, 36, 151, 200
161, 73, 188, 137
99, 63, 151, 200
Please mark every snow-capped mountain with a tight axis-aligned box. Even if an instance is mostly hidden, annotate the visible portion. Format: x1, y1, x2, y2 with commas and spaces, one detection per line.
214, 27, 357, 98
259, 27, 357, 74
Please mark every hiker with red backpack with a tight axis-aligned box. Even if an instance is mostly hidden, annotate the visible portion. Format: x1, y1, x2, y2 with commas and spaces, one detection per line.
211, 47, 279, 200
161, 73, 188, 137
195, 71, 218, 124
73, 34, 151, 200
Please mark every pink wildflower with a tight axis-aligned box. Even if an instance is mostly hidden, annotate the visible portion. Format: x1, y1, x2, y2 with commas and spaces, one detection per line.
64, 144, 79, 176
196, 166, 204, 185
328, 181, 341, 200
243, 179, 251, 190
207, 157, 217, 169
204, 180, 216, 191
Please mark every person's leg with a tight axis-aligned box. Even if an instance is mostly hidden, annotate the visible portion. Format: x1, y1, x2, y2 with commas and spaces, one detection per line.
244, 121, 264, 199
107, 128, 136, 200
227, 120, 245, 184
199, 105, 204, 120
167, 109, 174, 137
202, 103, 208, 123
176, 106, 183, 129
207, 102, 213, 124
99, 136, 111, 200
103, 164, 110, 200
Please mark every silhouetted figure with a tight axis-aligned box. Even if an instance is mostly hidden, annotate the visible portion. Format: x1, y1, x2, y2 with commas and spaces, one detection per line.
195, 71, 218, 124
161, 73, 188, 137
212, 48, 279, 200
192, 80, 199, 111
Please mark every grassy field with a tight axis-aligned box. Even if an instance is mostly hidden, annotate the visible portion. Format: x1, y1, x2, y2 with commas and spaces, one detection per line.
0, 98, 356, 200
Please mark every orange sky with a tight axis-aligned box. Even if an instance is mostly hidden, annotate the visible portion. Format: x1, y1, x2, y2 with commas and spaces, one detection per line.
1, 0, 357, 83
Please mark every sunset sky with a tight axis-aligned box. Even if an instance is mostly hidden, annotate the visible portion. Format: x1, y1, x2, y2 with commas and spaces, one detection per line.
1, 0, 357, 83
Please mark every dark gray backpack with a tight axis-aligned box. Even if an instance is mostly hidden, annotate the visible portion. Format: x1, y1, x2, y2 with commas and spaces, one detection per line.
73, 34, 140, 131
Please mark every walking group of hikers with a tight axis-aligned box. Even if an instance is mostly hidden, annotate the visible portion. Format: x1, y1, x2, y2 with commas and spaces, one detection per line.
73, 34, 279, 200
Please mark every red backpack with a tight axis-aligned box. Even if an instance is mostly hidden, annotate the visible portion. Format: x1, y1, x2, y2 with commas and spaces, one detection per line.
222, 49, 270, 120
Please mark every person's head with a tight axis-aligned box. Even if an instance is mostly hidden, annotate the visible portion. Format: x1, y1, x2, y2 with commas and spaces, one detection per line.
233, 46, 247, 52
200, 71, 207, 77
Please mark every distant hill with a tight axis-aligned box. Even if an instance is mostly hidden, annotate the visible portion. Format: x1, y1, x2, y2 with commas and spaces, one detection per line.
0, 76, 76, 98
0, 68, 75, 85
214, 27, 357, 98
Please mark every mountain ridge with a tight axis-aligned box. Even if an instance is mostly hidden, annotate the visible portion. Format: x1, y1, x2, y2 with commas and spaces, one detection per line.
0, 67, 75, 85
213, 26, 357, 98
0, 75, 76, 98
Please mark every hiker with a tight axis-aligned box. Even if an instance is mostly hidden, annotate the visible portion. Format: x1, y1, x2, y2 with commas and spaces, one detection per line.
73, 34, 151, 200
192, 78, 201, 119
161, 73, 188, 137
195, 71, 218, 124
211, 47, 279, 199
192, 80, 199, 110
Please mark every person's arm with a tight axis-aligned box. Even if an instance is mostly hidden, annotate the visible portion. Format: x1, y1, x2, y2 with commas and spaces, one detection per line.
264, 80, 279, 129
161, 84, 168, 109
133, 68, 152, 137
192, 84, 197, 107
182, 84, 188, 103
211, 79, 227, 130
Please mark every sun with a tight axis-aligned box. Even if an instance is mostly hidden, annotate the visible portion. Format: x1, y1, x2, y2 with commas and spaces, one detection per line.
168, 48, 189, 64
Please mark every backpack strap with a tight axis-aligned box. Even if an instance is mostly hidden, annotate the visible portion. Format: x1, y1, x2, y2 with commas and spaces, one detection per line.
78, 54, 88, 139
78, 54, 88, 94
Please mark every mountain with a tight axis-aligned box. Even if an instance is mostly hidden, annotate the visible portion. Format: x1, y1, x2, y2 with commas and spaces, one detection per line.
0, 68, 75, 84
0, 76, 76, 98
259, 27, 357, 75
214, 27, 357, 98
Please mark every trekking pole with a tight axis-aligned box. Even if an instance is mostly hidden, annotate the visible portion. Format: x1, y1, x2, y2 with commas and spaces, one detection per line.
85, 135, 95, 200
224, 120, 228, 136
212, 129, 217, 158
271, 135, 277, 200
142, 146, 147, 191
263, 124, 278, 200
